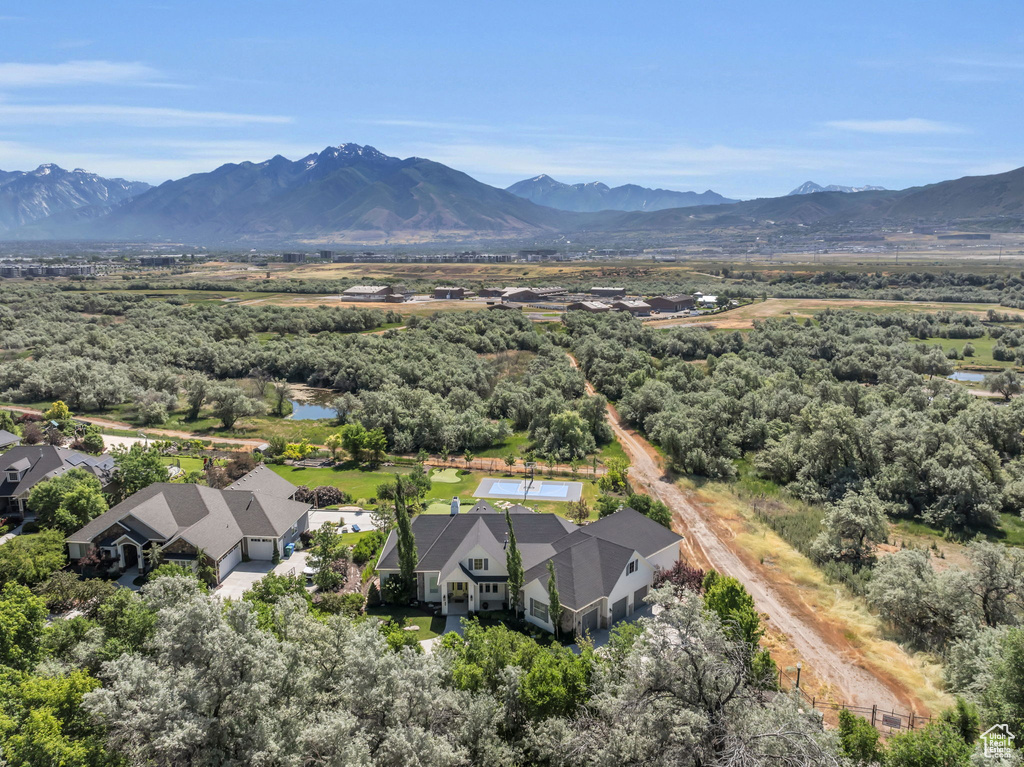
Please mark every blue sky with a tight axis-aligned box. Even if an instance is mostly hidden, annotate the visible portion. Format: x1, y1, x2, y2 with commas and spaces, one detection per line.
0, 0, 1022, 198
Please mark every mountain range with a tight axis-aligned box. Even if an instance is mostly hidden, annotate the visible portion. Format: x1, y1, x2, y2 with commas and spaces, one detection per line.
505, 174, 737, 212
2, 145, 1023, 244
787, 181, 888, 196
0, 165, 149, 233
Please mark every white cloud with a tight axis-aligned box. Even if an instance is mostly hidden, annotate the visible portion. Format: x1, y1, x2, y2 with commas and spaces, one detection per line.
0, 60, 165, 87
0, 103, 292, 126
824, 118, 965, 135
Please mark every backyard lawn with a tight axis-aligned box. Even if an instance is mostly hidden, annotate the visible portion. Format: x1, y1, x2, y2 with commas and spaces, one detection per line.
365, 606, 447, 640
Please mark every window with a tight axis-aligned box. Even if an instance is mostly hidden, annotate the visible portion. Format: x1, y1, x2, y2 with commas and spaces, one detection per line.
472, 558, 489, 571
427, 575, 439, 594
530, 598, 549, 623
627, 560, 638, 575
6, 471, 20, 483
482, 583, 500, 594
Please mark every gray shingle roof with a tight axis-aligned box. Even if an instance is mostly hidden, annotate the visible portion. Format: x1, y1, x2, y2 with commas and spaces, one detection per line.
523, 534, 634, 611
582, 507, 683, 558
377, 511, 577, 572
0, 446, 113, 500
226, 466, 298, 499
68, 483, 310, 561
0, 430, 20, 448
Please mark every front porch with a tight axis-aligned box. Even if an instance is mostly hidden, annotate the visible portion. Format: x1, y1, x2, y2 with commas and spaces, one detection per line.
439, 576, 508, 616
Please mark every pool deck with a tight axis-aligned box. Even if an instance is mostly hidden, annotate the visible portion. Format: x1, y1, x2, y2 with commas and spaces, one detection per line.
473, 477, 583, 503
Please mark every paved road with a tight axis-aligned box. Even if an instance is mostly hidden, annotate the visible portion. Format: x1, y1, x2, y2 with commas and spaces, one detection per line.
566, 353, 917, 712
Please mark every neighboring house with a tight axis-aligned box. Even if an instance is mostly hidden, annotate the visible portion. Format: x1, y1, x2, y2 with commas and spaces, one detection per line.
342, 285, 393, 301
434, 286, 467, 299
611, 300, 652, 316
376, 505, 682, 636
590, 287, 626, 298
566, 301, 611, 313
0, 445, 114, 520
226, 465, 299, 499
66, 474, 310, 583
698, 295, 719, 307
647, 294, 696, 313
0, 430, 21, 451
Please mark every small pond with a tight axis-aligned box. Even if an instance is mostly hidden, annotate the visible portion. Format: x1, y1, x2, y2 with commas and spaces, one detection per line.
948, 371, 987, 383
287, 387, 337, 420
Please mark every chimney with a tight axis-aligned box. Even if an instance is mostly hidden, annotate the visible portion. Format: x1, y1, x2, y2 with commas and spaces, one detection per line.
450, 496, 460, 516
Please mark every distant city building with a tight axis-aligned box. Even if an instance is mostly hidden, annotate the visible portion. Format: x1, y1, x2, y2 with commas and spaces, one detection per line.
138, 255, 182, 267
282, 252, 306, 263
318, 250, 335, 259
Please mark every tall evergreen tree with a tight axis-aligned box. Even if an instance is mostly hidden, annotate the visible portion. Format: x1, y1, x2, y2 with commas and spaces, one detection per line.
547, 560, 562, 638
394, 472, 418, 602
505, 510, 524, 617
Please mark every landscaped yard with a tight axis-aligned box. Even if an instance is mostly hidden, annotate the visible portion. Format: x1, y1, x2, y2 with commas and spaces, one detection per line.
365, 606, 447, 640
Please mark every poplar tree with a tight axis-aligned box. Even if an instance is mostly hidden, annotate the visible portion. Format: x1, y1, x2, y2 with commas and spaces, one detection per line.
394, 473, 418, 602
547, 560, 562, 638
505, 510, 524, 617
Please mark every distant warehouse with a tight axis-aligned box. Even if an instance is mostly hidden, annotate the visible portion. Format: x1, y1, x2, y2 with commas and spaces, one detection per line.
502, 287, 566, 302
566, 301, 611, 313
590, 287, 626, 298
434, 286, 467, 299
342, 285, 393, 301
611, 300, 652, 316
647, 294, 696, 313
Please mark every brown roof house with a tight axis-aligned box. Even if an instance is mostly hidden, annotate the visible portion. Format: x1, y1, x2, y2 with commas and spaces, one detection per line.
646, 295, 696, 313
66, 469, 308, 583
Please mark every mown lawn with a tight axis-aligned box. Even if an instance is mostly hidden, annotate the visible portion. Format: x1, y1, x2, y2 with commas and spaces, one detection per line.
365, 606, 446, 640
911, 335, 1017, 370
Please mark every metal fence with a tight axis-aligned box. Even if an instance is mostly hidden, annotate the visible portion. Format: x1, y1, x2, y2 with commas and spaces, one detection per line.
777, 668, 932, 732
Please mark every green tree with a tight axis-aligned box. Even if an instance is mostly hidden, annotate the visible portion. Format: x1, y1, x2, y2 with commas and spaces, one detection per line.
308, 522, 349, 592
504, 453, 517, 473
883, 722, 971, 767
183, 372, 211, 421
364, 427, 388, 467
810, 489, 889, 566
271, 380, 291, 417
506, 510, 524, 618
27, 468, 106, 533
0, 530, 67, 588
393, 474, 417, 602
95, 587, 157, 658
209, 383, 263, 429
566, 499, 590, 525
0, 583, 47, 670
110, 444, 167, 504
79, 429, 105, 455
986, 369, 1023, 401
547, 560, 562, 638
837, 710, 883, 766
339, 422, 367, 463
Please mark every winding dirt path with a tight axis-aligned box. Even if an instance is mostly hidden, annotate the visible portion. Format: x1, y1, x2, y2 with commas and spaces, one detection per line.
568, 355, 921, 713
0, 405, 265, 448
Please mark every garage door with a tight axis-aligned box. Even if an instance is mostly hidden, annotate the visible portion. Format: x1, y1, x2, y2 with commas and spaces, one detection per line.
218, 543, 242, 581
581, 607, 599, 635
633, 585, 649, 609
611, 597, 627, 624
247, 538, 276, 560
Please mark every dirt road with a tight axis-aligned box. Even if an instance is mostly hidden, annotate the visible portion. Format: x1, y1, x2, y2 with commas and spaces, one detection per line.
568, 355, 918, 712
0, 405, 265, 449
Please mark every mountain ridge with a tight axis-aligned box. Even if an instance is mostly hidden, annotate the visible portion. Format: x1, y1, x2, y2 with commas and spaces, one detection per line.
506, 173, 738, 212
788, 180, 888, 196
0, 164, 150, 233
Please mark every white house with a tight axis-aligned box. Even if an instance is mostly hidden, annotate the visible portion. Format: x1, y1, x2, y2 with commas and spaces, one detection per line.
376, 502, 683, 636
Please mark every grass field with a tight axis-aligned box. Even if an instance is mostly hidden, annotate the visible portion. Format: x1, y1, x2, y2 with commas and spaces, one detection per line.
365, 606, 446, 640
912, 335, 1018, 370
430, 468, 461, 483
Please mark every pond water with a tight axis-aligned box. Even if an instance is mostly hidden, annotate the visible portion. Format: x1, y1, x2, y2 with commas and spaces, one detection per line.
287, 388, 337, 420
948, 371, 987, 382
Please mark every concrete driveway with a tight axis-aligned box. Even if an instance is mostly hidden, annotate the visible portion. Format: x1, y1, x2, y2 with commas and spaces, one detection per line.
214, 550, 311, 600
309, 508, 377, 532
